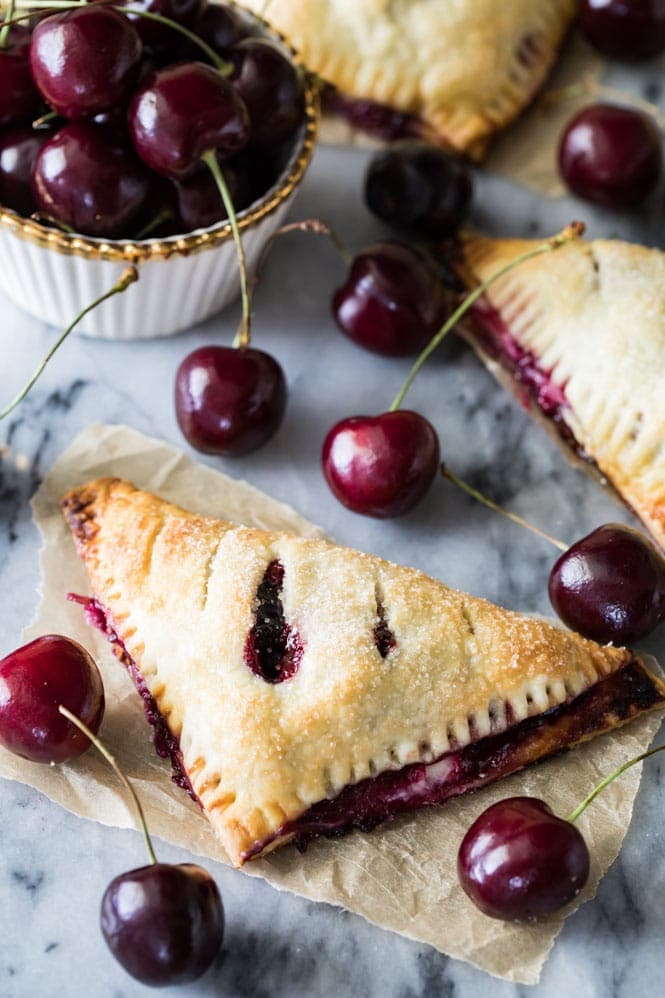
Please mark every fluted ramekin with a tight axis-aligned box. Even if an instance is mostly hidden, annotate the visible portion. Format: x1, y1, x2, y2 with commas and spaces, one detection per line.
0, 8, 319, 339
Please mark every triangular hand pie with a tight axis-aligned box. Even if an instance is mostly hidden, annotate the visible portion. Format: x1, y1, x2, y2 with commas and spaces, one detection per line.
239, 0, 575, 157
62, 479, 665, 866
457, 235, 665, 553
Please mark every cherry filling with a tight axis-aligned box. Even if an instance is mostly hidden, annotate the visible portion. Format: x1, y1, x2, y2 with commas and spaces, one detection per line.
68, 594, 200, 806
243, 560, 303, 683
244, 658, 665, 859
373, 601, 396, 658
322, 84, 424, 142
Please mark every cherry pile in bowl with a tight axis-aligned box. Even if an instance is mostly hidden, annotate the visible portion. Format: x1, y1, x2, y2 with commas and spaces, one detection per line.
0, 1, 306, 238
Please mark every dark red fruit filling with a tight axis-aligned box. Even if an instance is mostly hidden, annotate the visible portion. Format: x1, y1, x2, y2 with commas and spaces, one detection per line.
68, 594, 200, 805
322, 85, 423, 142
243, 560, 303, 683
244, 658, 663, 859
373, 602, 396, 658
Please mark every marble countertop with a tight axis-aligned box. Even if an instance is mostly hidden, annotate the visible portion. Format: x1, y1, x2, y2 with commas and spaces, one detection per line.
2, 66, 665, 997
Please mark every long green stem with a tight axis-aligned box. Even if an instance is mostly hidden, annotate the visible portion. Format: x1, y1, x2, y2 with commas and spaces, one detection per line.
0, 0, 16, 48
567, 743, 665, 824
59, 706, 158, 865
441, 465, 568, 552
202, 150, 251, 348
0, 266, 138, 420
389, 221, 585, 412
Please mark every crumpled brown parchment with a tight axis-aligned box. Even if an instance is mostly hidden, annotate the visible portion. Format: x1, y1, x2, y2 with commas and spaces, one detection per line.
0, 423, 661, 985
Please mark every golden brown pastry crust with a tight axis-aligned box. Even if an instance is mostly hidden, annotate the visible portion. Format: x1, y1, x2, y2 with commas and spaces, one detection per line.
238, 0, 576, 157
458, 235, 665, 552
60, 478, 657, 866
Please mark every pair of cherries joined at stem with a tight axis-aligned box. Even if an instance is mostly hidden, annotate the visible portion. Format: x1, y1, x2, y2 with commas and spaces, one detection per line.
0, 634, 224, 987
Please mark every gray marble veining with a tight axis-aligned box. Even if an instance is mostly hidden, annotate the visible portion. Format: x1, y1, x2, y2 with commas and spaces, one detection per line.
2, 52, 665, 997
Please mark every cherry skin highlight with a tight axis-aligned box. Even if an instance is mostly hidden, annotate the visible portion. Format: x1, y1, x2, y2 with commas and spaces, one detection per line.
322, 411, 440, 518
548, 523, 665, 644
0, 634, 105, 764
175, 345, 287, 456
332, 242, 448, 357
0, 27, 41, 127
365, 140, 473, 238
579, 0, 665, 60
30, 8, 143, 119
33, 123, 151, 238
558, 103, 662, 209
458, 797, 590, 921
100, 862, 224, 987
0, 124, 52, 216
129, 62, 250, 178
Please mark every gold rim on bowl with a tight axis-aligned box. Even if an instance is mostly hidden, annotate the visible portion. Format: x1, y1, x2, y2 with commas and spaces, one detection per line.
0, 7, 320, 262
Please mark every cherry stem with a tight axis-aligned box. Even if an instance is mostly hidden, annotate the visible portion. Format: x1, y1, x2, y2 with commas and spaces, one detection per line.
250, 218, 353, 298
32, 109, 59, 129
388, 221, 586, 413
201, 149, 251, 348
0, 0, 15, 49
58, 705, 158, 866
30, 210, 75, 233
0, 266, 138, 420
134, 206, 174, 240
567, 742, 665, 824
440, 465, 568, 552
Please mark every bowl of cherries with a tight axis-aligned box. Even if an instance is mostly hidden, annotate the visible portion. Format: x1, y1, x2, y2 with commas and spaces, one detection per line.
0, 0, 318, 338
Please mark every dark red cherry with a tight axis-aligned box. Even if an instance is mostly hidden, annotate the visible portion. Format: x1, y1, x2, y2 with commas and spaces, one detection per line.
0, 634, 105, 764
332, 242, 448, 357
365, 140, 473, 238
30, 8, 142, 119
126, 0, 204, 57
322, 411, 440, 518
0, 124, 52, 215
230, 38, 304, 146
129, 62, 250, 178
175, 345, 287, 455
458, 797, 590, 921
579, 0, 665, 60
558, 103, 662, 209
173, 160, 250, 231
548, 523, 665, 644
0, 27, 41, 127
101, 862, 224, 986
33, 123, 151, 238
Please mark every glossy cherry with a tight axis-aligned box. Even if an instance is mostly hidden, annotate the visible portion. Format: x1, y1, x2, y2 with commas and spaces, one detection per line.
129, 62, 250, 178
194, 3, 245, 54
0, 634, 105, 764
548, 523, 665, 644
332, 242, 448, 357
126, 0, 204, 56
101, 862, 223, 986
173, 160, 250, 231
579, 0, 665, 60
230, 38, 305, 146
175, 345, 287, 455
322, 411, 440, 518
33, 123, 151, 238
559, 103, 662, 209
365, 140, 473, 238
0, 27, 41, 127
30, 8, 143, 119
0, 124, 52, 216
458, 797, 590, 921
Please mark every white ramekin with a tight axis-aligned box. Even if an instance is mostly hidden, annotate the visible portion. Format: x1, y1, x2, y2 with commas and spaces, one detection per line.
0, 9, 319, 340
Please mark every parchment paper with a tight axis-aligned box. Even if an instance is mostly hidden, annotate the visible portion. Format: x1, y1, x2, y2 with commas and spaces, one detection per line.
319, 36, 605, 197
1, 423, 661, 985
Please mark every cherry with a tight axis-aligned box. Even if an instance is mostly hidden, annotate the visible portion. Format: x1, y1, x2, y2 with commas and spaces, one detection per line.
0, 27, 41, 127
30, 8, 143, 120
195, 3, 246, 53
559, 103, 662, 209
458, 797, 590, 921
230, 38, 305, 146
173, 160, 250, 231
332, 242, 448, 357
126, 0, 204, 57
101, 862, 224, 986
129, 62, 250, 178
365, 140, 473, 238
548, 523, 665, 644
322, 411, 440, 518
0, 635, 105, 764
579, 0, 665, 60
0, 124, 52, 216
175, 345, 287, 455
33, 123, 151, 238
